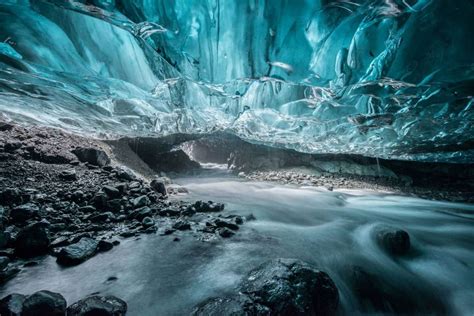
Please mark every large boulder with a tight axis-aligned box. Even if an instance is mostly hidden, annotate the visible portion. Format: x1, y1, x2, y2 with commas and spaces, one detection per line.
193, 259, 339, 316
72, 147, 110, 167
15, 222, 50, 258
66, 295, 127, 316
0, 293, 25, 316
9, 203, 39, 223
56, 237, 98, 266
240, 259, 339, 315
22, 290, 67, 316
375, 227, 411, 256
150, 178, 167, 196
193, 296, 269, 316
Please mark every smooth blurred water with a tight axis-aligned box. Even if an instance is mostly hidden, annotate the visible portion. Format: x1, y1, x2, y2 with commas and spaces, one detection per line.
2, 169, 473, 315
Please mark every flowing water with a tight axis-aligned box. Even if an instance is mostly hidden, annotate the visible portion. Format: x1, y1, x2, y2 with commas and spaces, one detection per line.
2, 166, 474, 315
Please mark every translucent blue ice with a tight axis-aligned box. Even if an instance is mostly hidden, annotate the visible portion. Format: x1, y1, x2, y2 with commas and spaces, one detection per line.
0, 0, 472, 162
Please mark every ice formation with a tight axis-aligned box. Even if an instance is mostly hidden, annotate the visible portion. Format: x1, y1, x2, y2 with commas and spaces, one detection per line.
0, 0, 472, 162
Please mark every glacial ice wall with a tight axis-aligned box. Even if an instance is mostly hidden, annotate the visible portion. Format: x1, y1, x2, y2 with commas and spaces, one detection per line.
0, 0, 472, 162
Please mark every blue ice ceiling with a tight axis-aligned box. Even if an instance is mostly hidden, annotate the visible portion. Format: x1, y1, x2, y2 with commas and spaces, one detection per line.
0, 0, 473, 162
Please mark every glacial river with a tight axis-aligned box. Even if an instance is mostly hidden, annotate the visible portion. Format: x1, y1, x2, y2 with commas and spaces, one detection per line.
2, 167, 474, 315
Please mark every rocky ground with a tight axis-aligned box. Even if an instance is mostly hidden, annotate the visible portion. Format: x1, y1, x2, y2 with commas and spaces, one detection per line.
239, 168, 474, 203
0, 121, 248, 315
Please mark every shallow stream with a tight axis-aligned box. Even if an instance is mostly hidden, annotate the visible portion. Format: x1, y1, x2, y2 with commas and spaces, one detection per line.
2, 166, 474, 315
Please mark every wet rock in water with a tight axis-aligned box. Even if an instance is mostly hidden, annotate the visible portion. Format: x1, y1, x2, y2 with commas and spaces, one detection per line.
173, 220, 191, 231
142, 217, 155, 228
0, 266, 21, 283
214, 219, 239, 231
240, 259, 339, 315
192, 296, 270, 316
376, 227, 411, 256
132, 195, 150, 208
59, 169, 77, 181
0, 293, 25, 316
66, 295, 127, 316
97, 240, 114, 252
72, 147, 110, 167
22, 290, 67, 316
0, 256, 10, 270
56, 237, 98, 266
218, 227, 235, 238
150, 178, 167, 196
191, 200, 225, 213
15, 222, 50, 258
9, 203, 39, 223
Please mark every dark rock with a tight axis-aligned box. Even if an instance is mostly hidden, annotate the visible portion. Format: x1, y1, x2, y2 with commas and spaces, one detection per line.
162, 228, 175, 235
88, 212, 114, 223
214, 219, 239, 231
376, 227, 411, 256
59, 169, 77, 181
173, 220, 191, 231
191, 200, 225, 213
192, 296, 269, 316
240, 259, 339, 315
15, 222, 50, 258
150, 178, 167, 196
103, 165, 114, 172
128, 206, 152, 221
98, 240, 114, 252
142, 217, 155, 228
114, 183, 127, 193
103, 185, 120, 199
66, 295, 127, 316
0, 256, 10, 270
91, 192, 108, 208
0, 293, 25, 316
107, 199, 123, 212
158, 208, 180, 217
9, 203, 39, 223
218, 227, 235, 238
72, 147, 110, 167
23, 261, 39, 267
56, 237, 98, 266
0, 267, 21, 283
116, 168, 135, 181
132, 195, 150, 208
4, 141, 22, 152
0, 188, 23, 206
22, 290, 67, 316
71, 190, 85, 202
0, 122, 14, 132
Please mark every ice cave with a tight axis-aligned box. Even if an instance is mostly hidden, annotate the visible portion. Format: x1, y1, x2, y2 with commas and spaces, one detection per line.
0, 0, 473, 315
